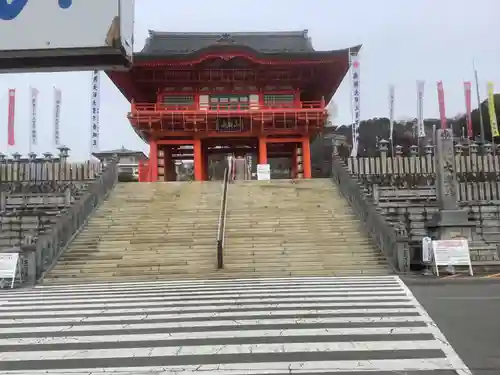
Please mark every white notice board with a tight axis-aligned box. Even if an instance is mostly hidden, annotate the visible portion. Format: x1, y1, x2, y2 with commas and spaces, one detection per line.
432, 239, 473, 276
257, 164, 271, 180
0, 253, 19, 289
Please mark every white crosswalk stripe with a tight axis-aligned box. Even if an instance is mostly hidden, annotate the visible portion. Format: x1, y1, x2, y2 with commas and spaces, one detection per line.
0, 276, 471, 374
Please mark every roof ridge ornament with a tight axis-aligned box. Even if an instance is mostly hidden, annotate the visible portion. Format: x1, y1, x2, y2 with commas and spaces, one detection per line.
217, 33, 235, 44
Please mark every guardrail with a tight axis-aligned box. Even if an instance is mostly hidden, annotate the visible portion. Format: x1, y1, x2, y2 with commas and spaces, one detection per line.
216, 166, 230, 269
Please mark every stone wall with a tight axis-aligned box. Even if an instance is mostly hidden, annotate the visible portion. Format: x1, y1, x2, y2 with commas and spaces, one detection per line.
0, 149, 107, 286
338, 135, 500, 271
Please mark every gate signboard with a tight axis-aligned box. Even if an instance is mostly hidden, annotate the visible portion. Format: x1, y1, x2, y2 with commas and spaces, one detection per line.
0, 252, 19, 289
431, 239, 473, 276
257, 164, 271, 180
0, 0, 134, 72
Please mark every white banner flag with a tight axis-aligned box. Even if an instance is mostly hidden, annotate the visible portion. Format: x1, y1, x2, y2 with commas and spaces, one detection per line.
389, 85, 395, 141
417, 80, 425, 138
53, 87, 62, 146
29, 87, 38, 150
90, 70, 100, 151
350, 56, 361, 157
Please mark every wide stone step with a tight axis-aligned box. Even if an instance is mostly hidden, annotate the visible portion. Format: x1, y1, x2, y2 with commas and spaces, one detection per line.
77, 231, 217, 238
67, 242, 214, 249
88, 218, 218, 223
62, 250, 213, 258
225, 259, 388, 267
224, 231, 366, 238
66, 243, 215, 250
84, 223, 218, 229
44, 265, 390, 280
224, 237, 373, 244
57, 255, 216, 264
66, 243, 216, 252
224, 248, 382, 255
226, 221, 361, 226
41, 268, 391, 285
50, 261, 217, 273
227, 209, 354, 213
222, 264, 388, 272
53, 260, 199, 269
48, 266, 219, 277
63, 245, 215, 252
73, 233, 216, 240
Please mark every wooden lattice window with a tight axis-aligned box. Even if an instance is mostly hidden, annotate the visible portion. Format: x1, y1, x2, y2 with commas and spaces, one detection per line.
210, 95, 249, 110
163, 95, 195, 106
263, 94, 295, 105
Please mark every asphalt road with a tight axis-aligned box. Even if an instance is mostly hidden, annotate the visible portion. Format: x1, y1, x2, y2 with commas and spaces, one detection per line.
405, 277, 500, 375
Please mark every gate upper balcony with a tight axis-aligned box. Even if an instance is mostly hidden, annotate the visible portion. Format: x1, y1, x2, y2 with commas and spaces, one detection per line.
108, 30, 361, 127
130, 95, 326, 119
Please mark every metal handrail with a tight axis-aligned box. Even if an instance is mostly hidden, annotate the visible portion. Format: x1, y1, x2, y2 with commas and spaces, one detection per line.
222, 165, 231, 251
216, 163, 230, 269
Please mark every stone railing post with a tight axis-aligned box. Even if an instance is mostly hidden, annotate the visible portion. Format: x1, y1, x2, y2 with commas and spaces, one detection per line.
470, 142, 479, 157
409, 145, 418, 157
58, 146, 70, 181
373, 139, 390, 201
12, 152, 21, 182
424, 143, 434, 175
427, 128, 473, 240
483, 142, 493, 155
495, 144, 500, 156
395, 145, 403, 157
28, 152, 37, 181
0, 153, 5, 182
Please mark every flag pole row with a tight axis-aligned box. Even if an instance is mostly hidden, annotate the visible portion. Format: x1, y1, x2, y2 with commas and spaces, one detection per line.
5, 70, 101, 158
348, 54, 498, 156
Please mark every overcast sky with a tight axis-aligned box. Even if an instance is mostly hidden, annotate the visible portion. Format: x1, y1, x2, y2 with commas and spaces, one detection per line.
0, 0, 498, 161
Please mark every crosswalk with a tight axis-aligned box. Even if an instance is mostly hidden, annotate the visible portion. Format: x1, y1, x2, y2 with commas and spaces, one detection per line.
0, 276, 471, 374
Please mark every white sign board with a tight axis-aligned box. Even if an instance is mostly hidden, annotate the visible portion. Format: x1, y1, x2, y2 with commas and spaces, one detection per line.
422, 236, 433, 263
0, 253, 19, 289
257, 164, 271, 181
0, 0, 134, 72
432, 239, 473, 276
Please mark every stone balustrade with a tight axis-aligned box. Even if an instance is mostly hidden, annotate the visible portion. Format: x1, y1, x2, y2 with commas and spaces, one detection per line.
332, 133, 500, 273
0, 147, 103, 183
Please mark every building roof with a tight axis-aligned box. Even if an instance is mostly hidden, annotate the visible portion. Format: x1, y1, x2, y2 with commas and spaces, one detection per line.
140, 30, 314, 56
92, 147, 147, 160
136, 30, 361, 59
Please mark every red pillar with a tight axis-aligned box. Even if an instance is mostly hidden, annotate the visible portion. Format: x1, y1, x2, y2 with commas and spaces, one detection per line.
149, 139, 158, 182
138, 160, 149, 182
164, 146, 172, 181
258, 137, 267, 164
193, 139, 203, 181
291, 145, 298, 179
302, 136, 312, 179
202, 145, 208, 181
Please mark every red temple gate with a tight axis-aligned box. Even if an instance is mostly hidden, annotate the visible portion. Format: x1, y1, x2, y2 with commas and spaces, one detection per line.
108, 30, 360, 181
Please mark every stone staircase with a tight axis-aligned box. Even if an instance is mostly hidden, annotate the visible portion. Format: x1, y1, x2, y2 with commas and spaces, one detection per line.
42, 182, 222, 284
222, 179, 391, 276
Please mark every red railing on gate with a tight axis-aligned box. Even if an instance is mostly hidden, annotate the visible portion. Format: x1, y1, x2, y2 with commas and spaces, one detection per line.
131, 100, 325, 114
